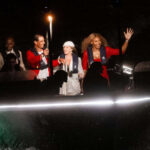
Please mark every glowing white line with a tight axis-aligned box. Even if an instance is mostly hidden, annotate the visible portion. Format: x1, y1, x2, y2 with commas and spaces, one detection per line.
122, 65, 133, 70
0, 97, 150, 111
0, 100, 114, 110
115, 97, 150, 104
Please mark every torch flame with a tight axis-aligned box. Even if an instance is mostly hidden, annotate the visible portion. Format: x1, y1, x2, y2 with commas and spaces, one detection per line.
48, 16, 53, 22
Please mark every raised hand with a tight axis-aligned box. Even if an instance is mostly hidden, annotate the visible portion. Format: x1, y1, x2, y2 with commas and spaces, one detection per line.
124, 28, 134, 41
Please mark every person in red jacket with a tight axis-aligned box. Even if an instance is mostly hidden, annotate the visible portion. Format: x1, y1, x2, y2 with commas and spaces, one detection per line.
26, 34, 59, 81
81, 28, 134, 82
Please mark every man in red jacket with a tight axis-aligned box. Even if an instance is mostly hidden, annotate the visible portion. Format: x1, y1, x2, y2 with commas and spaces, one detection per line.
26, 34, 59, 81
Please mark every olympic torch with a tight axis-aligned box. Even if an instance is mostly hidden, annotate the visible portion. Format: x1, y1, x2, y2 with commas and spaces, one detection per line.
47, 15, 53, 76
48, 15, 53, 41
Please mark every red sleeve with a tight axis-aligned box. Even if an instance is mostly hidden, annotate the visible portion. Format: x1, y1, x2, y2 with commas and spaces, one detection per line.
52, 59, 59, 67
26, 50, 41, 69
82, 50, 88, 71
105, 46, 120, 58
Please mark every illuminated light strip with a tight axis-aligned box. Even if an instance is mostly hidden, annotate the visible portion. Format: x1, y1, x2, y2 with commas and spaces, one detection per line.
0, 100, 114, 110
115, 97, 150, 104
122, 65, 133, 75
122, 65, 133, 70
0, 97, 150, 111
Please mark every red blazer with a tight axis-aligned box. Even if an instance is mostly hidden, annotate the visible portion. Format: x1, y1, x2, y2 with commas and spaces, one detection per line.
82, 46, 119, 80
26, 49, 59, 76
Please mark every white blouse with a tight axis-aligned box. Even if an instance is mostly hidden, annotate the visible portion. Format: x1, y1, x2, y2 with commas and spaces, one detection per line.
59, 57, 84, 96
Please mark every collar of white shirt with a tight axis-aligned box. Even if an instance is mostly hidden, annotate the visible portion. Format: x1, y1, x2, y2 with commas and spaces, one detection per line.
6, 49, 15, 54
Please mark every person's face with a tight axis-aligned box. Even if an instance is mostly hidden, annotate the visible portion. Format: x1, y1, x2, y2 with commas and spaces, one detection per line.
6, 38, 15, 51
34, 36, 45, 49
63, 46, 73, 55
91, 37, 102, 49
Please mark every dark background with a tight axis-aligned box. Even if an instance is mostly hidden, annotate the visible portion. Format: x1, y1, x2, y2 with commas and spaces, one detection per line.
0, 0, 150, 60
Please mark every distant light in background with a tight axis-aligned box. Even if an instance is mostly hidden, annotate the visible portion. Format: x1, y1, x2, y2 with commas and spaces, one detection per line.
43, 0, 48, 9
122, 65, 133, 75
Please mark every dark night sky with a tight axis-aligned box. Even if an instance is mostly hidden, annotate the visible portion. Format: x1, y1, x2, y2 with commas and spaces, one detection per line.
0, 0, 150, 60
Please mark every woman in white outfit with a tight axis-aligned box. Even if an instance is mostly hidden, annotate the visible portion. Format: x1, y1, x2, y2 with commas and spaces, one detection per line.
59, 41, 84, 96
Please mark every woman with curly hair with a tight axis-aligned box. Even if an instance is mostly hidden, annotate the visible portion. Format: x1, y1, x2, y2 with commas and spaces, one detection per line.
81, 28, 134, 82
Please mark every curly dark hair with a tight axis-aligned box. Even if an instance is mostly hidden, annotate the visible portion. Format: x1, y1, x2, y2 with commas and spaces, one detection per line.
81, 33, 108, 53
